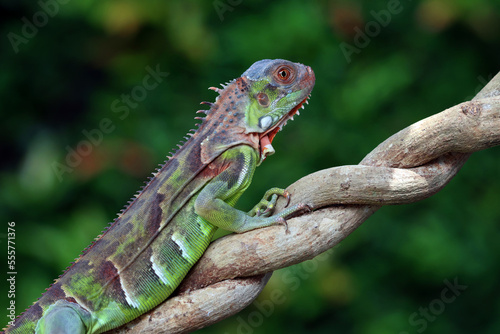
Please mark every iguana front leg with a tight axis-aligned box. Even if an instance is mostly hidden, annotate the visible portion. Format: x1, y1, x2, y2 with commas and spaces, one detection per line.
194, 145, 307, 233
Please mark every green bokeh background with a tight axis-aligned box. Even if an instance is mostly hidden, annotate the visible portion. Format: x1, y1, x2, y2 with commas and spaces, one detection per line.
1, 0, 500, 333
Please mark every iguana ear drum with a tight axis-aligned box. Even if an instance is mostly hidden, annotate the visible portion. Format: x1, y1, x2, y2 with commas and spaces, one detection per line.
256, 92, 270, 107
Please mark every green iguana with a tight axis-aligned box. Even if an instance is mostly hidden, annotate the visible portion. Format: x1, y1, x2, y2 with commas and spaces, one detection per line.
3, 59, 315, 334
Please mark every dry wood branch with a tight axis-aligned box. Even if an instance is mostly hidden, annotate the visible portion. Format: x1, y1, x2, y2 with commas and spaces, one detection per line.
109, 72, 500, 334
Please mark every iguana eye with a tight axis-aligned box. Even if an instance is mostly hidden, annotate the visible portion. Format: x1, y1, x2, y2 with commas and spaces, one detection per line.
273, 65, 295, 84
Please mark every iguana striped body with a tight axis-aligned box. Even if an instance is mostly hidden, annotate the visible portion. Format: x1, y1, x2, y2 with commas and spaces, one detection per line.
3, 59, 315, 334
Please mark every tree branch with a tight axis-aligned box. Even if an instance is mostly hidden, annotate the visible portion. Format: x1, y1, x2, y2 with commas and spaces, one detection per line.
109, 72, 500, 334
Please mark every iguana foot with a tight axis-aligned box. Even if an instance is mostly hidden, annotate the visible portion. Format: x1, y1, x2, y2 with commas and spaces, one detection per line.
248, 188, 311, 234
248, 187, 292, 217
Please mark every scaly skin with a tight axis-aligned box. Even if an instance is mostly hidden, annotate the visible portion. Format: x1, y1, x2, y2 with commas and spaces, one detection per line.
3, 59, 315, 334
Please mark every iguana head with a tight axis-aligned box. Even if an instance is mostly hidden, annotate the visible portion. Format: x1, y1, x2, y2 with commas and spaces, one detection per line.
242, 59, 315, 163
200, 59, 315, 165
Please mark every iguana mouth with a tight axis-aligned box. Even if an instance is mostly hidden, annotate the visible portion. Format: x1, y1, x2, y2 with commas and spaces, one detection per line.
259, 95, 310, 160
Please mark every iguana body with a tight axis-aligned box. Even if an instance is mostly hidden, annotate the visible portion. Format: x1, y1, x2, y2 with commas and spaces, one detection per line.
3, 59, 315, 334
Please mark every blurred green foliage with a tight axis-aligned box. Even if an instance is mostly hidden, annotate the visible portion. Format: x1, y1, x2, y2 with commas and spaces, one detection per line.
1, 0, 500, 333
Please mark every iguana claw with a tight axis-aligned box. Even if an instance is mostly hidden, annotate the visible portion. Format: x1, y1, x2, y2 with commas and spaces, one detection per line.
275, 217, 289, 234
282, 190, 291, 208
271, 202, 311, 234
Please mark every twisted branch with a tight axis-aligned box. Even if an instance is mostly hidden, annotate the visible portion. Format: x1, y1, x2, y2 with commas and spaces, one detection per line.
110, 72, 500, 334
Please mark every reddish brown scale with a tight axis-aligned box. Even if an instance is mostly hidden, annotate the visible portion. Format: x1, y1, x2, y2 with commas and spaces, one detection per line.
96, 261, 122, 293
199, 153, 231, 180
144, 192, 165, 235
65, 297, 78, 304
44, 283, 66, 300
